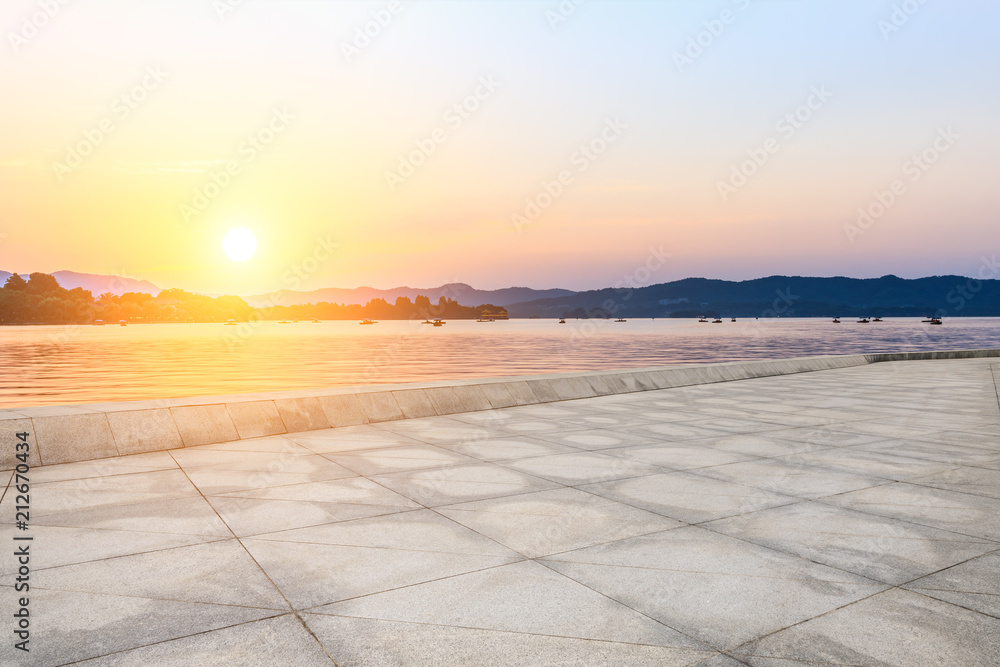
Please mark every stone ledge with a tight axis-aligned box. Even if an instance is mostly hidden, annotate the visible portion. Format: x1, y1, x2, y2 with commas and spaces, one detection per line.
8, 349, 999, 467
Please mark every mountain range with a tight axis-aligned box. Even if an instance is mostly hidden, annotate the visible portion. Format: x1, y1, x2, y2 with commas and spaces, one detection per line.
3, 271, 997, 317
0, 270, 162, 297
504, 275, 999, 318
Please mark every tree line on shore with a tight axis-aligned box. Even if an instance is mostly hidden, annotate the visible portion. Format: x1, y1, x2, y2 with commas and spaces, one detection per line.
0, 273, 507, 324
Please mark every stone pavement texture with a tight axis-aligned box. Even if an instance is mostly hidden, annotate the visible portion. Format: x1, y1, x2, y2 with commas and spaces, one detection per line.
2, 358, 999, 666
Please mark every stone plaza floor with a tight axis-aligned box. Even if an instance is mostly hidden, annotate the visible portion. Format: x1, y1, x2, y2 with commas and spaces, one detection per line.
2, 358, 999, 666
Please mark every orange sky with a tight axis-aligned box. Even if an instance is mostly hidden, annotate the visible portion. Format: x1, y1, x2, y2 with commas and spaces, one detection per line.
2, 0, 998, 294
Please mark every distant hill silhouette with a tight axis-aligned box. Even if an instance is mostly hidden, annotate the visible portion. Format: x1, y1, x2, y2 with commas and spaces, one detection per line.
505, 275, 1000, 318
0, 270, 160, 296
245, 283, 576, 308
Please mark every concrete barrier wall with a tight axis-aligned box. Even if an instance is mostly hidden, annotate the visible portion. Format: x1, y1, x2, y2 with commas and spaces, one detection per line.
2, 349, 997, 468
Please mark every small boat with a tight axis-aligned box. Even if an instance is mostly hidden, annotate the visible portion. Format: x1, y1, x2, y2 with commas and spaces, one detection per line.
921, 315, 936, 323
872, 317, 883, 322
359, 319, 376, 325
712, 318, 722, 323
615, 318, 626, 322
311, 319, 320, 323
93, 320, 104, 326
421, 320, 433, 324
558, 318, 566, 324
857, 318, 870, 323
832, 317, 841, 323
730, 317, 736, 322
432, 319, 445, 327
119, 320, 127, 326
929, 318, 943, 325
225, 319, 238, 326
698, 317, 708, 323
278, 320, 292, 324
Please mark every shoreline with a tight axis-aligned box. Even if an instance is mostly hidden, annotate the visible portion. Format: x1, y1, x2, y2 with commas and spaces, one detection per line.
3, 348, 998, 469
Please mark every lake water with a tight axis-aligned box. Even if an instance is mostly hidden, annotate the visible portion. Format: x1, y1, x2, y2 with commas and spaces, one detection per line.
1, 317, 997, 408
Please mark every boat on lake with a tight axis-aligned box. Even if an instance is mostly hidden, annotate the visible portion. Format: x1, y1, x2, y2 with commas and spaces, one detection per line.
432, 319, 445, 327
360, 319, 376, 325
224, 319, 237, 326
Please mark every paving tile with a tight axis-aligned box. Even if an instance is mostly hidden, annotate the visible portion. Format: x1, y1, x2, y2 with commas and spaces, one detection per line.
324, 444, 479, 475
0, 469, 199, 516
28, 539, 287, 609
217, 476, 420, 508
821, 482, 1000, 541
734, 588, 1000, 666
252, 509, 521, 558
313, 560, 709, 649
531, 428, 660, 450
22, 495, 231, 536
779, 448, 960, 481
206, 495, 409, 537
704, 502, 997, 585
0, 524, 223, 575
693, 459, 889, 499
241, 537, 518, 609
191, 435, 313, 455
501, 451, 663, 485
433, 435, 580, 461
17, 588, 283, 665
544, 526, 886, 649
184, 461, 356, 495
437, 487, 682, 558
603, 443, 757, 471
581, 472, 798, 523
25, 451, 177, 483
370, 463, 560, 506
909, 466, 1000, 500
858, 439, 1000, 466
697, 434, 826, 458
74, 615, 333, 666
305, 614, 714, 667
286, 425, 424, 453
904, 551, 1000, 618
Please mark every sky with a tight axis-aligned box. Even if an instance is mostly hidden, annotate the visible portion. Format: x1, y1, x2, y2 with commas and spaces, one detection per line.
1, 0, 998, 295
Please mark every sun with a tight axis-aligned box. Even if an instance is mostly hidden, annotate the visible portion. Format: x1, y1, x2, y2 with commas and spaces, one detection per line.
223, 227, 257, 262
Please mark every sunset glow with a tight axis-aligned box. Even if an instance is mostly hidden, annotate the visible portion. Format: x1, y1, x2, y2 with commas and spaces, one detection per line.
1, 0, 997, 295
